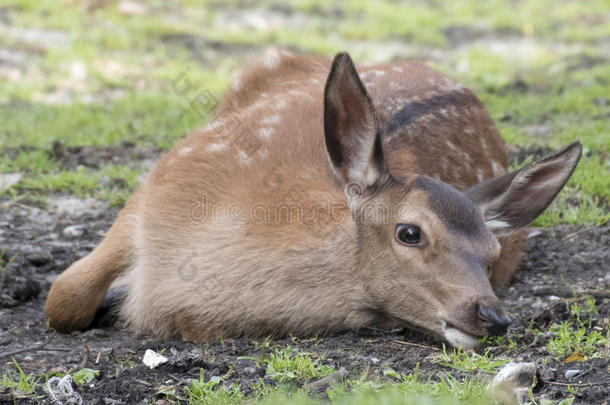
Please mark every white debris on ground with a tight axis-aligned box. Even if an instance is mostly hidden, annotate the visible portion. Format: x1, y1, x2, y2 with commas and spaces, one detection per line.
47, 375, 82, 405
489, 362, 537, 404
142, 349, 168, 369
0, 173, 23, 192
62, 225, 85, 238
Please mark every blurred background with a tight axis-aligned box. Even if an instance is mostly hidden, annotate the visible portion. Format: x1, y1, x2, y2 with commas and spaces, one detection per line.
0, 0, 608, 225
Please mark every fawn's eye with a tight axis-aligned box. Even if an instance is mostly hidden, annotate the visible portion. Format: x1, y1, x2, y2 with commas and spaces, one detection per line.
395, 224, 422, 246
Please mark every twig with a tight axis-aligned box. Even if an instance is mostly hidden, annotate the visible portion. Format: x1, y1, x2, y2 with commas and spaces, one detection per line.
545, 380, 610, 387
0, 332, 57, 358
393, 339, 440, 351
562, 228, 587, 241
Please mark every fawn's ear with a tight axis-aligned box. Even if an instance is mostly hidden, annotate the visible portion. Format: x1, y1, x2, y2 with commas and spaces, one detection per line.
323, 52, 386, 195
466, 141, 582, 236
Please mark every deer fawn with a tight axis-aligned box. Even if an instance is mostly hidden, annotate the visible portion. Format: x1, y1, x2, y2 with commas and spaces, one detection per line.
45, 49, 581, 349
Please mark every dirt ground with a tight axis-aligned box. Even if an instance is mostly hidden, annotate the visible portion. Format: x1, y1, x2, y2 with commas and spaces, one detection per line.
0, 146, 608, 404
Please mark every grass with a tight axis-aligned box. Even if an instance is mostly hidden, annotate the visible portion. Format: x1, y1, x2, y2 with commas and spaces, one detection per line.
185, 371, 245, 405
181, 367, 505, 405
546, 321, 607, 358
180, 346, 515, 405
545, 298, 608, 359
437, 345, 511, 374
0, 359, 40, 396
264, 347, 335, 384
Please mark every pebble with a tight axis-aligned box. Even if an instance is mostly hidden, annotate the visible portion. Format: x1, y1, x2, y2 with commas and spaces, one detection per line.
564, 369, 580, 380
63, 225, 85, 238
243, 367, 257, 375
489, 362, 537, 404
304, 368, 348, 395
26, 250, 53, 266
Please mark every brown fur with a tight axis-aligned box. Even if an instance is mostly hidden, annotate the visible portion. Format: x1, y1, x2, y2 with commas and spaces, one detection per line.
45, 49, 580, 346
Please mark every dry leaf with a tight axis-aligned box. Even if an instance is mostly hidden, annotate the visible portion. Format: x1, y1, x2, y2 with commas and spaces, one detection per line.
565, 352, 586, 363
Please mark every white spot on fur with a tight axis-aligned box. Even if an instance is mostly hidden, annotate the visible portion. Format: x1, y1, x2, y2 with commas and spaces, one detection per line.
206, 142, 227, 152
491, 160, 504, 176
258, 149, 269, 158
441, 77, 463, 92
179, 146, 193, 156
476, 168, 485, 182
208, 120, 226, 133
231, 73, 242, 91
238, 150, 251, 164
263, 48, 281, 69
276, 99, 288, 109
392, 66, 403, 73
259, 127, 274, 139
309, 78, 321, 84
261, 114, 281, 125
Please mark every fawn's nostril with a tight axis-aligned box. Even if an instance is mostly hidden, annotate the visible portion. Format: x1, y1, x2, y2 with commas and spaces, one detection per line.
477, 305, 512, 336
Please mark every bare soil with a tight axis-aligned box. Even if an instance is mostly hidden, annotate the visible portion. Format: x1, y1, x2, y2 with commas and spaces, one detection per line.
0, 147, 608, 404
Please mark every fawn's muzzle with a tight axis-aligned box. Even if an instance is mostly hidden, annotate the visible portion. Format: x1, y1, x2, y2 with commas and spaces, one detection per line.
477, 303, 512, 336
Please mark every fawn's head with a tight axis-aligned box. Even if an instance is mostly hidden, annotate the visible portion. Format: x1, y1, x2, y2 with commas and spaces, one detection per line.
323, 53, 582, 348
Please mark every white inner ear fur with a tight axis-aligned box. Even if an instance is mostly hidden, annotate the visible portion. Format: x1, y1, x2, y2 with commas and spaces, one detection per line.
481, 147, 580, 234
327, 63, 380, 190
345, 123, 380, 188
485, 219, 510, 232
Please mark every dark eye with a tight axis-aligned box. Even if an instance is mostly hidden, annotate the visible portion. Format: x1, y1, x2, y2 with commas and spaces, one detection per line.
395, 224, 421, 245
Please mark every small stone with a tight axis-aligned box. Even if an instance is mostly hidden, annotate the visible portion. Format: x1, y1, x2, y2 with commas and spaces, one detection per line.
26, 251, 52, 266
489, 362, 537, 404
304, 368, 348, 395
564, 369, 580, 380
243, 367, 257, 375
63, 225, 85, 238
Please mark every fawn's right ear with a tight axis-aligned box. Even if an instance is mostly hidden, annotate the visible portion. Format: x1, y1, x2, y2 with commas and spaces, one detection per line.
323, 52, 386, 197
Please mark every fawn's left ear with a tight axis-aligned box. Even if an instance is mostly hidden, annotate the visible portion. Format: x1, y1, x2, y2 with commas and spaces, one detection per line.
466, 141, 582, 236
323, 52, 386, 195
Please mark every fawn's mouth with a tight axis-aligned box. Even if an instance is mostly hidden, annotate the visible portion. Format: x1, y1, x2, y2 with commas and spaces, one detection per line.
441, 322, 482, 350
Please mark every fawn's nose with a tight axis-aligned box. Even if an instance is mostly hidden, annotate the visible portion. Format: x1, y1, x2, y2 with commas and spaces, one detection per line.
477, 303, 512, 336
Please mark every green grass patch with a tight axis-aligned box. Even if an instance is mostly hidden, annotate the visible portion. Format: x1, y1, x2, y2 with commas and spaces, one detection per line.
545, 298, 608, 358
0, 93, 209, 150
0, 359, 42, 398
438, 346, 511, 374
264, 347, 335, 384
185, 371, 245, 405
